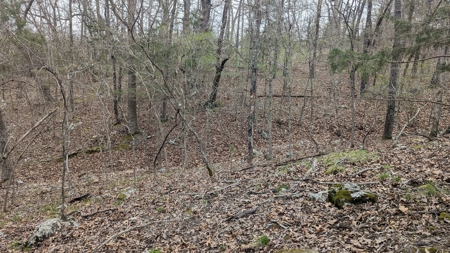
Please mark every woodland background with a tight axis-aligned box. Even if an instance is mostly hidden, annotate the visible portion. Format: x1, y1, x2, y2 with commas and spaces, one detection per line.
0, 0, 450, 252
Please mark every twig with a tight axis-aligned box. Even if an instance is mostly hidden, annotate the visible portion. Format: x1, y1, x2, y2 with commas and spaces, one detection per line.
154, 109, 180, 170
5, 109, 57, 158
395, 105, 421, 141
270, 220, 290, 230
92, 217, 187, 252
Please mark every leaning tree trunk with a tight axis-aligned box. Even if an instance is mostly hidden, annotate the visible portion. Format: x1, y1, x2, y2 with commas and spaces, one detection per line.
383, 0, 402, 139
206, 0, 231, 107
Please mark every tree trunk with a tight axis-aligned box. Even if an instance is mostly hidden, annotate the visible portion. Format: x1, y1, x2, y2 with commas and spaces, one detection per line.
199, 0, 211, 33
206, 0, 231, 107
247, 0, 261, 164
360, 0, 372, 94
182, 0, 191, 34
430, 89, 442, 137
0, 110, 11, 183
383, 0, 402, 139
127, 0, 138, 134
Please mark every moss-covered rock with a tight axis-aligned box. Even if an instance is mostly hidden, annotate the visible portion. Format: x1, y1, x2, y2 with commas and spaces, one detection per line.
319, 149, 378, 175
327, 183, 377, 208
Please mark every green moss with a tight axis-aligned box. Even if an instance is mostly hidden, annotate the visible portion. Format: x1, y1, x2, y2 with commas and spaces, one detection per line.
418, 183, 438, 196
257, 235, 270, 246
377, 172, 390, 181
438, 212, 450, 221
351, 192, 377, 204
325, 164, 346, 175
327, 184, 376, 208
319, 150, 378, 175
85, 145, 106, 154
117, 193, 127, 201
416, 247, 438, 253
329, 190, 352, 208
39, 203, 59, 218
115, 142, 131, 150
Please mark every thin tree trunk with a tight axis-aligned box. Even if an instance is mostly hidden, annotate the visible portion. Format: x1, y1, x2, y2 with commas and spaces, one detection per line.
429, 89, 442, 137
247, 0, 261, 165
360, 0, 372, 94
127, 0, 138, 134
0, 110, 11, 183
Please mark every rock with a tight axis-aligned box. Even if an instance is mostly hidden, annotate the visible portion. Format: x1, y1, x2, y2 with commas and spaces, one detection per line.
26, 218, 74, 247
261, 131, 269, 140
308, 191, 328, 201
327, 183, 377, 208
253, 149, 263, 157
79, 173, 99, 184
117, 188, 136, 200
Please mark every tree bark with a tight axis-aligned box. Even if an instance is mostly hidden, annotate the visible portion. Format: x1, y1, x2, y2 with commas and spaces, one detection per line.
360, 0, 372, 94
199, 0, 211, 33
206, 0, 231, 107
430, 89, 442, 137
383, 0, 402, 139
182, 0, 191, 34
127, 0, 138, 134
0, 110, 11, 183
247, 0, 261, 164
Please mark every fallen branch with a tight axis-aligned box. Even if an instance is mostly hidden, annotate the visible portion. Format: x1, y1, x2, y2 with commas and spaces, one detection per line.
295, 178, 378, 185
69, 193, 90, 203
82, 208, 117, 219
92, 217, 188, 252
351, 167, 378, 177
257, 94, 313, 98
205, 180, 240, 196
225, 206, 259, 222
240, 152, 327, 171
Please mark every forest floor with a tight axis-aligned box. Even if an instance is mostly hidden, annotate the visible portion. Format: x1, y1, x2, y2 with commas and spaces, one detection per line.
1, 63, 450, 252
